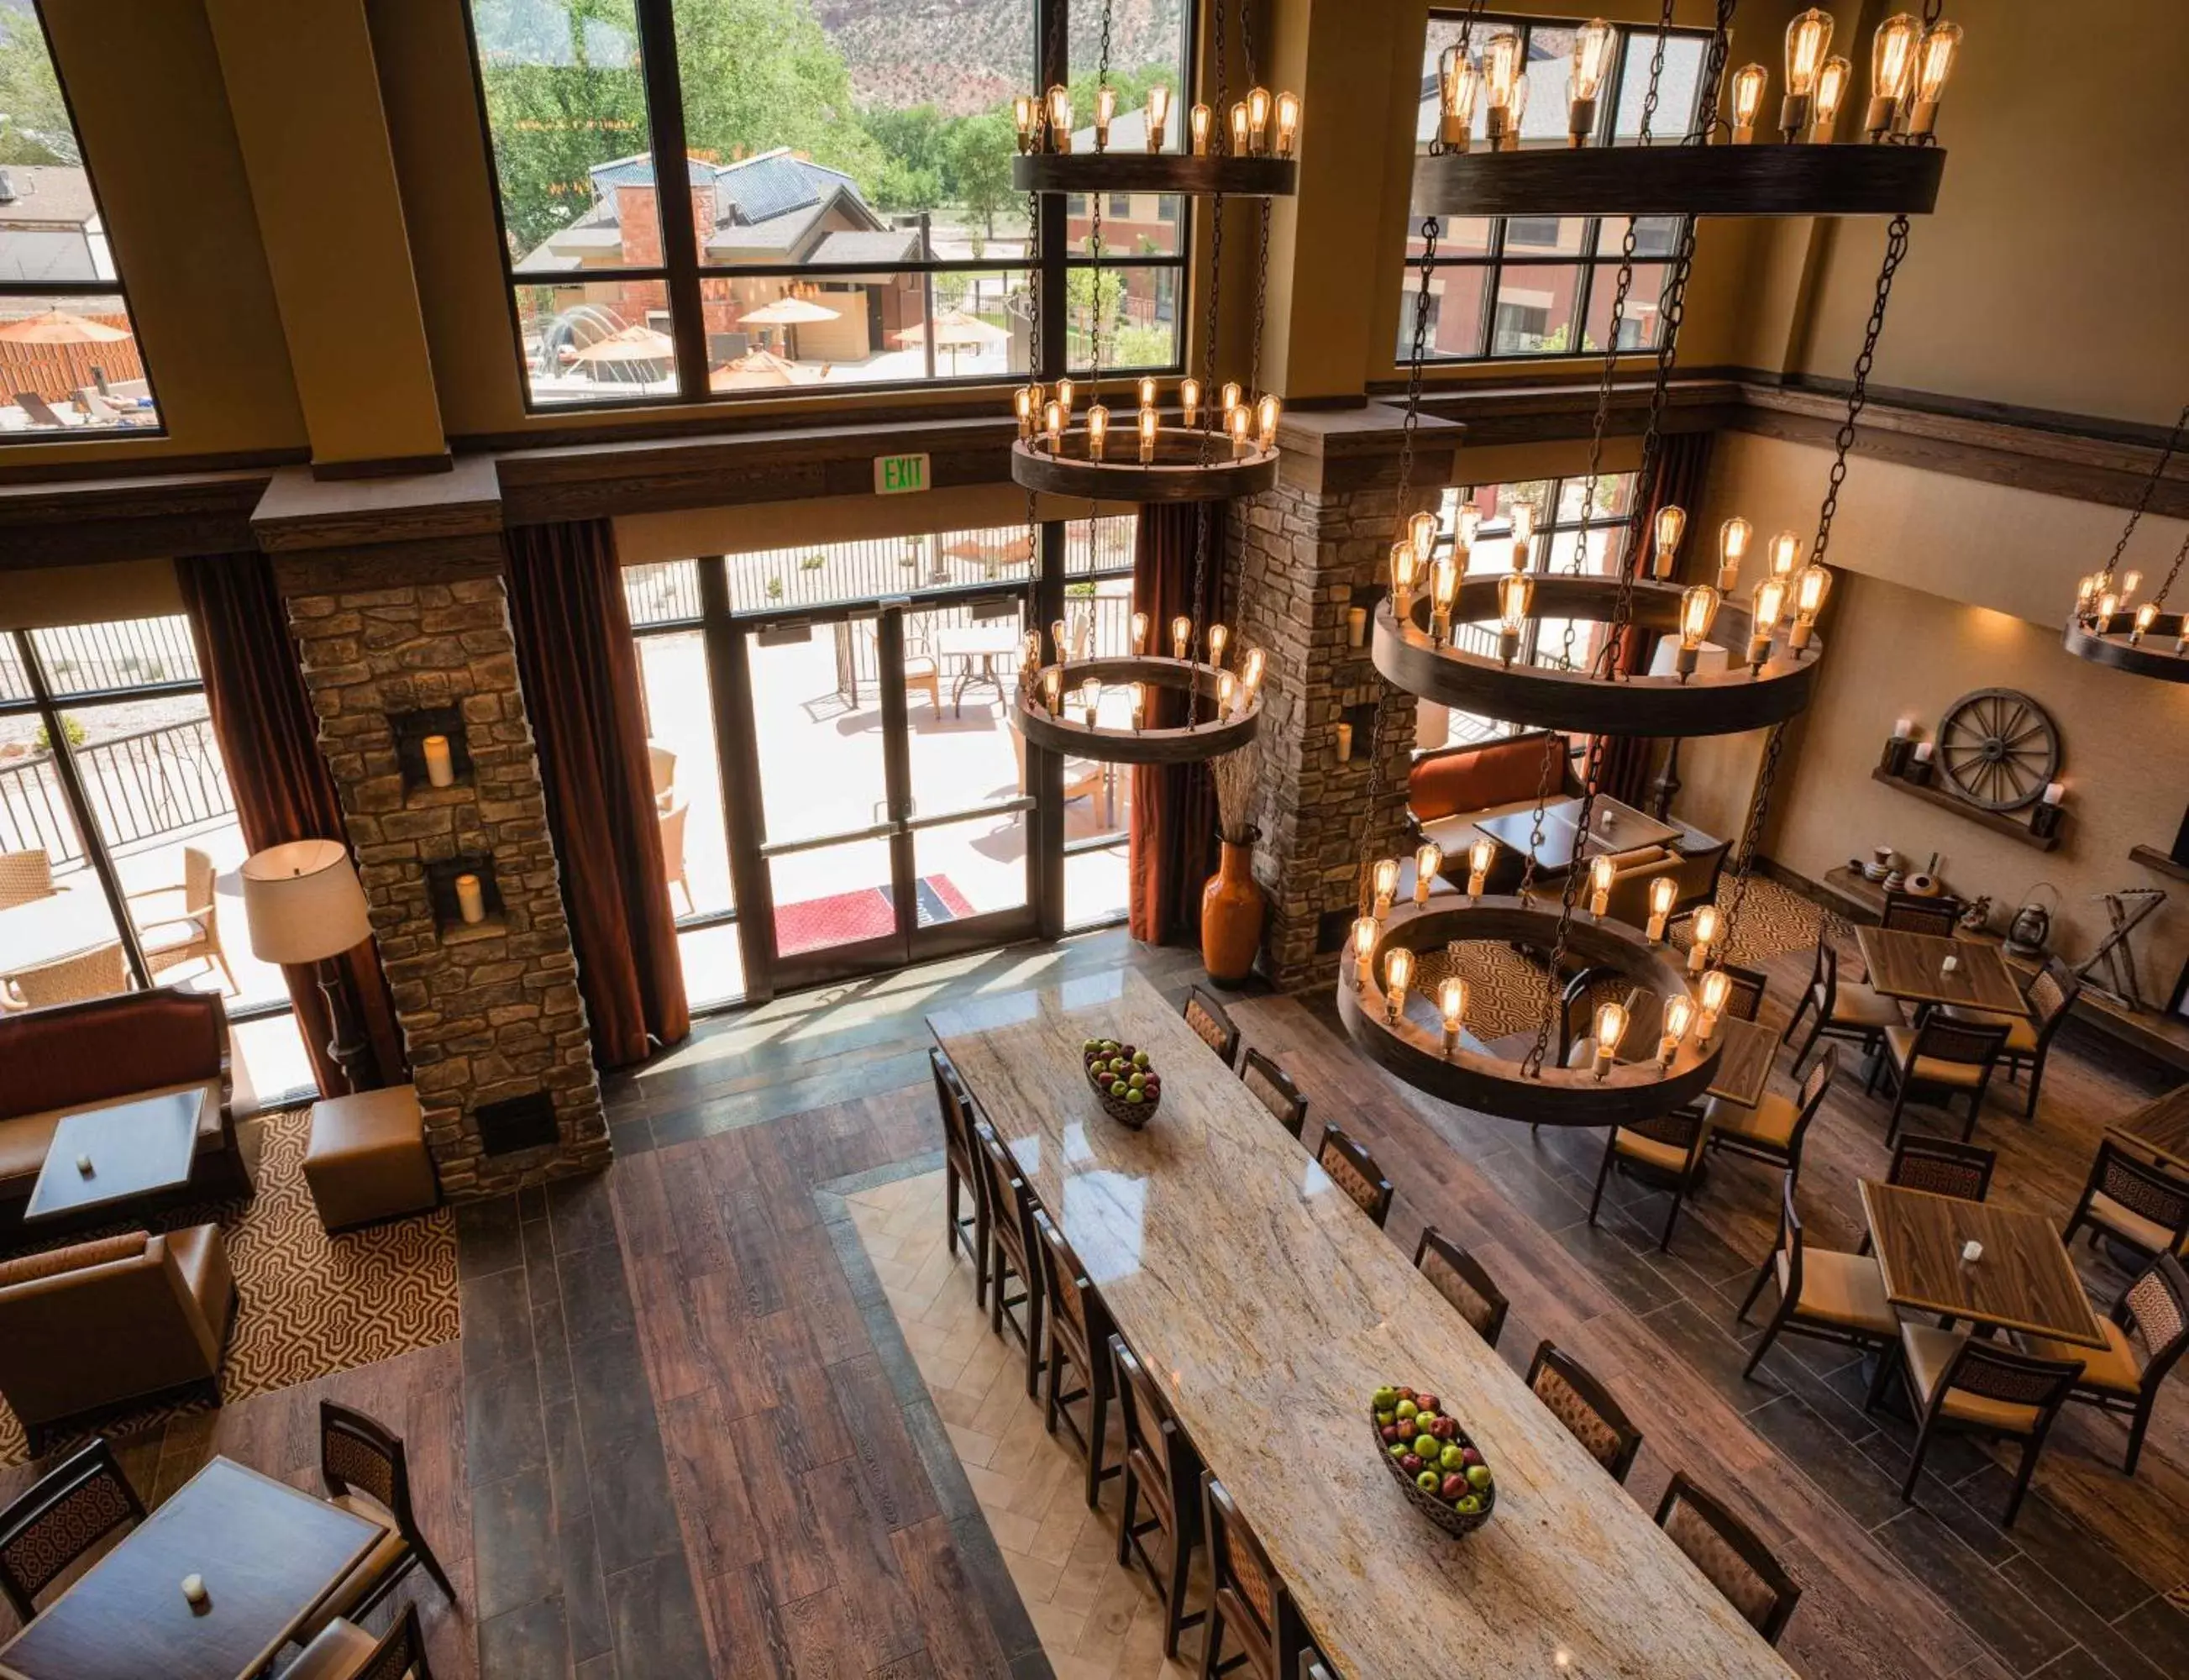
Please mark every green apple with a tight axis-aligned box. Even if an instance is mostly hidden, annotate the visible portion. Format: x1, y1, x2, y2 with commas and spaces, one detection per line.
1110, 1081, 1128, 1098
1127, 1071, 1146, 1088
1415, 1469, 1441, 1494
1372, 1387, 1399, 1412
1126, 1089, 1145, 1105
1412, 1434, 1439, 1459
1466, 1464, 1493, 1491
1439, 1444, 1467, 1473
1394, 1399, 1418, 1421
1455, 1494, 1483, 1515
1132, 1050, 1150, 1068
1388, 1443, 1409, 1460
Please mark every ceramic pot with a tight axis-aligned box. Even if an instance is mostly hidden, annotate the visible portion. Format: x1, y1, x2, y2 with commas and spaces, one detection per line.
1201, 837, 1264, 984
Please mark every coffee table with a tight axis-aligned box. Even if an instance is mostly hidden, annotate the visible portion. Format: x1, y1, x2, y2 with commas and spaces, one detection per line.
25, 1089, 208, 1226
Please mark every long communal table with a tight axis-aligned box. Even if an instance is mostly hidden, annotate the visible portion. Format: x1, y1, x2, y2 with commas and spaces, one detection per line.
931, 968, 1791, 1677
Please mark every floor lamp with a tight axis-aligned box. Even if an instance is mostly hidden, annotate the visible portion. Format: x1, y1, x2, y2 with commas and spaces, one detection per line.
241, 837, 377, 1095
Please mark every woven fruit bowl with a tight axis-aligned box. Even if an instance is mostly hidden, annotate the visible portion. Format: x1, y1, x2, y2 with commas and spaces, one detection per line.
1082, 1037, 1163, 1130
1371, 1384, 1495, 1537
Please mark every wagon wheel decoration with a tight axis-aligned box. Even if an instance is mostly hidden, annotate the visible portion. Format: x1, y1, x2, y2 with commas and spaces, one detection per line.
1934, 688, 2061, 811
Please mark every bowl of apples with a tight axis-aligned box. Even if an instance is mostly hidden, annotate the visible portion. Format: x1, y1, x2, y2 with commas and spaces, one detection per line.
1372, 1384, 1495, 1537
1083, 1037, 1163, 1129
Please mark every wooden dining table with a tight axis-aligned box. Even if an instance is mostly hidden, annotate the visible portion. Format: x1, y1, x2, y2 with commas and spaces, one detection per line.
2110, 1083, 2189, 1173
1611, 990, 1777, 1110
1858, 1181, 2108, 1348
1474, 794, 1683, 875
0, 1457, 382, 1680
1854, 925, 2028, 1017
932, 969, 1792, 1677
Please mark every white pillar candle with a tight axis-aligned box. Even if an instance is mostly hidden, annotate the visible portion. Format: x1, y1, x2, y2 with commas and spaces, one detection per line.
1335, 721, 1353, 762
1346, 606, 1368, 647
2041, 781, 2065, 806
423, 733, 455, 787
181, 1573, 207, 1607
454, 872, 486, 925
1961, 1239, 1982, 1263
1912, 741, 1934, 764
1892, 717, 1913, 739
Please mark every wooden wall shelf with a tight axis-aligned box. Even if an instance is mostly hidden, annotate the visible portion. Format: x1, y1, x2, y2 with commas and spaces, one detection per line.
1868, 767, 2060, 852
2129, 843, 2189, 883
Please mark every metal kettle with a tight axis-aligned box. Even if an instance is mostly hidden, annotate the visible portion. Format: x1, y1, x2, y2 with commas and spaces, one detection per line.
2004, 883, 2059, 958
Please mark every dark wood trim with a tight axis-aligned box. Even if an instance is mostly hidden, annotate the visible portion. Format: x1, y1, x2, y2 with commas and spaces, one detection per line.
0, 470, 268, 567
250, 459, 502, 552
308, 450, 454, 481
1867, 767, 2060, 852
1010, 436, 1278, 502
268, 536, 506, 597
1013, 656, 1260, 764
2129, 844, 2189, 884
1014, 152, 1296, 197
1411, 143, 1945, 220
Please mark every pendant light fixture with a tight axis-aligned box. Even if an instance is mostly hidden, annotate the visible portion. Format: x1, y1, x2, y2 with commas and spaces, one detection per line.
2061, 401, 2189, 684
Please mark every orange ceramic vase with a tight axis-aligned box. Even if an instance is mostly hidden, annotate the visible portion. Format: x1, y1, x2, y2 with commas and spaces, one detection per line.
1200, 838, 1264, 984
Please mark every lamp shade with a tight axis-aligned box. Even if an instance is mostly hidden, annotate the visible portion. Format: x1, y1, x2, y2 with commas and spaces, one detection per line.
240, 839, 371, 964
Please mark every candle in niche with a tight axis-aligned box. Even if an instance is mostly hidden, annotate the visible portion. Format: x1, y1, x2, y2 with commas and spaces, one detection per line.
1347, 605, 1368, 647
2042, 781, 2065, 806
423, 733, 455, 788
1335, 721, 1353, 762
454, 872, 486, 926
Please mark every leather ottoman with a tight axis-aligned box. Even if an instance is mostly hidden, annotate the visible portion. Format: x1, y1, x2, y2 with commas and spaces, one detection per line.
303, 1086, 438, 1233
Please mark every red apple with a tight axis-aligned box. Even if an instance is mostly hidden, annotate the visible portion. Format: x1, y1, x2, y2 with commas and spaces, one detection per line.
1381, 1424, 1401, 1444
1399, 1453, 1422, 1475
1417, 1394, 1440, 1414
1460, 1446, 1483, 1467
1441, 1473, 1467, 1500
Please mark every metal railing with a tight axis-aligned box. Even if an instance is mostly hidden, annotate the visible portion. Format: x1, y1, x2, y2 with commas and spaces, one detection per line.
0, 716, 233, 864
26, 615, 201, 696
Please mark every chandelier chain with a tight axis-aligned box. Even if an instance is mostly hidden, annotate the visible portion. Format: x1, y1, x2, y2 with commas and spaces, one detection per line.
1635, 0, 1674, 149
1689, 0, 1740, 144
2097, 400, 2189, 593
1810, 215, 1909, 572
1718, 718, 1787, 960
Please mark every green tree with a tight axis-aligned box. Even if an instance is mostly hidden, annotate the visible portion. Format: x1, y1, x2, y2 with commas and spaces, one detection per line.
946, 112, 1014, 239
0, 7, 78, 165
673, 0, 879, 192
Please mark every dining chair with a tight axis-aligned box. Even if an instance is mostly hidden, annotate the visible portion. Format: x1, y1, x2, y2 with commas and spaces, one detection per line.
1, 940, 127, 1012
1413, 1226, 1510, 1348
0, 1438, 144, 1623
133, 846, 237, 995
1315, 1121, 1394, 1228
1239, 1047, 1309, 1139
1180, 984, 1241, 1067
1858, 1136, 1996, 1256
2061, 1137, 2189, 1263
1708, 1045, 1838, 1184
285, 1603, 433, 1680
1525, 1341, 1643, 1483
974, 1121, 1045, 1396
1200, 1473, 1310, 1680
1944, 957, 2080, 1119
1870, 1015, 2011, 1144
0, 847, 54, 909
929, 1047, 985, 1304
2016, 1254, 2188, 1478
1871, 1325, 2080, 1525
1882, 890, 1962, 937
1737, 1170, 1899, 1380
1654, 1473, 1803, 1644
659, 799, 694, 915
1781, 932, 1904, 1073
299, 1402, 455, 1638
1588, 1109, 1708, 1251
1110, 1333, 1207, 1660
1031, 1207, 1121, 1510
647, 739, 677, 807
1716, 962, 1770, 1024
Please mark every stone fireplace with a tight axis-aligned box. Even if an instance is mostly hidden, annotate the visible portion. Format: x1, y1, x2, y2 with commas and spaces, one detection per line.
281, 565, 610, 1197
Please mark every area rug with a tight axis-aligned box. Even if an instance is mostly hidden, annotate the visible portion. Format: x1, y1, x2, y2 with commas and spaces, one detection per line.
774, 874, 978, 954
0, 1106, 459, 1468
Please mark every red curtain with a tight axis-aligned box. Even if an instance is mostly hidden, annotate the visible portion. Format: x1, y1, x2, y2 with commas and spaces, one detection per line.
504, 519, 690, 1068
1127, 503, 1224, 941
176, 553, 407, 1095
1598, 431, 1714, 806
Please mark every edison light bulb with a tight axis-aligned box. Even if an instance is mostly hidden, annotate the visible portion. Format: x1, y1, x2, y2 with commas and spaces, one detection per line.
1094, 84, 1116, 150
1145, 84, 1171, 153
1042, 666, 1063, 715
1079, 677, 1101, 725
1227, 404, 1252, 458
1509, 499, 1535, 565
1812, 55, 1851, 140
1014, 383, 1036, 438
1130, 609, 1149, 654
1257, 392, 1281, 449
2132, 601, 2160, 645
1731, 64, 1768, 144
1652, 504, 1688, 580
1589, 853, 1615, 919
1674, 584, 1719, 680
1240, 645, 1266, 698
1229, 102, 1250, 155
1868, 14, 1921, 139
1659, 992, 1695, 1064
1592, 1001, 1627, 1078
1438, 46, 1481, 150
1439, 976, 1468, 1053
1390, 538, 1420, 611
1137, 405, 1158, 462
1275, 92, 1302, 158
1718, 516, 1752, 591
1430, 554, 1460, 643
1496, 571, 1531, 664
1789, 563, 1833, 653
1042, 399, 1063, 450
1458, 502, 1483, 547
1697, 966, 1732, 1043
1130, 680, 1147, 730
1246, 87, 1272, 154
1505, 73, 1530, 146
1750, 576, 1787, 668
1688, 904, 1719, 974
1768, 530, 1801, 577
1051, 617, 1069, 661
1555, 18, 1614, 144
1782, 8, 1833, 139
1408, 509, 1439, 562
1046, 85, 1074, 151
1217, 670, 1237, 717
1646, 873, 1679, 942
1383, 946, 1414, 1021
1178, 376, 1202, 428
1189, 102, 1214, 155
1084, 402, 1110, 460
1208, 622, 1230, 668
1055, 375, 1074, 415
1909, 20, 1962, 137
2122, 570, 2144, 601
1467, 836, 1496, 899
1415, 843, 1442, 906
1136, 375, 1157, 409
1373, 856, 1400, 916
1220, 380, 1242, 414
1170, 614, 1191, 659
2097, 590, 2121, 623
1483, 29, 1524, 148
1352, 915, 1377, 985
1014, 94, 1037, 153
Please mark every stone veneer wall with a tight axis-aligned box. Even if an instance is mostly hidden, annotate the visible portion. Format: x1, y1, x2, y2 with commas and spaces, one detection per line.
287, 575, 609, 1197
1232, 475, 1440, 991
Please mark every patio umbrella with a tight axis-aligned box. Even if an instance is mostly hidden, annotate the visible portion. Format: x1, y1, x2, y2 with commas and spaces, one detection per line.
738, 294, 841, 361
894, 308, 1011, 375
569, 323, 675, 364
0, 307, 133, 344
709, 348, 819, 391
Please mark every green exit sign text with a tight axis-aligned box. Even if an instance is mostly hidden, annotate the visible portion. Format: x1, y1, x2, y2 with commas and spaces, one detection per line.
874, 452, 932, 495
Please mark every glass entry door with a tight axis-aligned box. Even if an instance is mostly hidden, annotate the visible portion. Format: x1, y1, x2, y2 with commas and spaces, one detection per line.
736, 593, 1035, 991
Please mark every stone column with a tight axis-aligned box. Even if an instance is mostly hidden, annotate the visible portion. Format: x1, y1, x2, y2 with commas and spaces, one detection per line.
1232, 406, 1462, 991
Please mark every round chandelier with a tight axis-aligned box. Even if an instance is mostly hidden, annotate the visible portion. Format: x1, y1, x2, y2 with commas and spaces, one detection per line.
2062, 400, 2189, 685
1005, 0, 1294, 765
1336, 0, 1958, 1123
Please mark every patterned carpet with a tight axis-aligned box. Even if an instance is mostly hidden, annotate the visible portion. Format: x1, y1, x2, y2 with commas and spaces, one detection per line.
0, 1106, 459, 1467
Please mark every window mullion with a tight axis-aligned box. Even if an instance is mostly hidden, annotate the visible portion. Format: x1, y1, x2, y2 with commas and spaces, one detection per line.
630, 0, 709, 402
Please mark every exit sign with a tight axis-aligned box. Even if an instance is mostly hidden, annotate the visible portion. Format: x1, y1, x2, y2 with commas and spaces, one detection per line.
874, 452, 931, 494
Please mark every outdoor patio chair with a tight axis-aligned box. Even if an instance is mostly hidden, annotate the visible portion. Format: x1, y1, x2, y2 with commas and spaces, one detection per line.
131, 845, 236, 994
648, 740, 677, 810
659, 800, 693, 915
1, 941, 127, 1011
0, 848, 55, 909
12, 392, 72, 428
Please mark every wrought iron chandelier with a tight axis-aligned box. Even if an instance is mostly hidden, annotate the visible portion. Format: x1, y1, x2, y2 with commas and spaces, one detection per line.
2062, 401, 2189, 685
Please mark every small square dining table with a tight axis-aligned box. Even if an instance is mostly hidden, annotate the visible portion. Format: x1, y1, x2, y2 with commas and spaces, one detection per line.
1854, 925, 2029, 1016
2110, 1083, 2189, 1173
1859, 1180, 2108, 1348
1613, 990, 1776, 1110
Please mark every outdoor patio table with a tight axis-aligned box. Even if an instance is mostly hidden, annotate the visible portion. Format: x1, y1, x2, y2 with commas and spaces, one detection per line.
936, 624, 1023, 717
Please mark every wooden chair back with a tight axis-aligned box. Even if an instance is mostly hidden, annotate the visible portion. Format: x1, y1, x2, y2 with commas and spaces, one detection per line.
1203, 1473, 1289, 1673
1774, 1170, 1807, 1305
1239, 1047, 1308, 1139
1886, 1135, 1996, 1204
1786, 1044, 1838, 1156
1315, 1122, 1394, 1227
1620, 1108, 1709, 1179
1908, 1015, 2010, 1078
1718, 963, 1769, 1024
2027, 957, 2080, 1042
1032, 1205, 1108, 1365
321, 1403, 424, 1536
2118, 1254, 2189, 1393
929, 1047, 975, 1172
2081, 1139, 2189, 1249
1882, 891, 1961, 936
0, 1439, 144, 1621
648, 740, 677, 797
1927, 1338, 2080, 1437
1414, 1226, 1509, 1347
974, 1121, 1037, 1269
1525, 1340, 1643, 1481
1181, 985, 1241, 1066
0, 848, 54, 909
1655, 1472, 1803, 1643
1110, 1333, 1189, 1530
349, 1604, 435, 1680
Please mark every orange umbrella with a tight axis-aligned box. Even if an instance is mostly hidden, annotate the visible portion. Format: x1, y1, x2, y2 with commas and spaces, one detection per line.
569, 323, 675, 364
0, 307, 133, 344
709, 348, 819, 391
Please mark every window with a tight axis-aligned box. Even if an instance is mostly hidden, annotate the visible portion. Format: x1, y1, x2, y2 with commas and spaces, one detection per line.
0, 618, 314, 1104
465, 0, 1191, 410
1062, 514, 1134, 931
1400, 13, 1706, 364
0, 3, 160, 437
